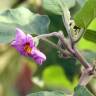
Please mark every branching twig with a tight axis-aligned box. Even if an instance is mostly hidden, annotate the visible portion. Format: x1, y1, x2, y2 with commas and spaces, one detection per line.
35, 33, 71, 57
40, 38, 69, 56
34, 32, 58, 39
35, 31, 93, 69
73, 47, 92, 69
79, 68, 94, 86
35, 30, 95, 86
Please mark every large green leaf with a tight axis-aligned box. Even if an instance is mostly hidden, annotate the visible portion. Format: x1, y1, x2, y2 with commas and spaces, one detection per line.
42, 0, 76, 15
82, 50, 96, 64
77, 38, 96, 51
48, 14, 66, 32
89, 79, 96, 95
88, 18, 96, 31
27, 91, 66, 96
74, 0, 96, 28
0, 7, 50, 43
82, 18, 96, 44
74, 85, 94, 96
77, 18, 96, 51
76, 0, 87, 7
84, 30, 96, 43
42, 65, 78, 91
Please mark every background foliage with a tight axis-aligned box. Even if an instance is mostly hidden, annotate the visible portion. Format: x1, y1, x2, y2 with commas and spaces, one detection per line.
0, 0, 96, 96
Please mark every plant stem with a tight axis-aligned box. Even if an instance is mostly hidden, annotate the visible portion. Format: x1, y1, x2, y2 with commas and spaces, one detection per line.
41, 38, 65, 53
35, 30, 95, 87
35, 34, 70, 56
57, 31, 94, 87
57, 31, 93, 69
73, 47, 92, 69
35, 31, 92, 69
35, 32, 58, 39
79, 68, 94, 86
57, 31, 75, 53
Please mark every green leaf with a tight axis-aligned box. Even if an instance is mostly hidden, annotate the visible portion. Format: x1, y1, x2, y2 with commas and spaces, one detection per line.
42, 0, 76, 15
74, 0, 96, 28
77, 38, 96, 51
88, 18, 96, 31
84, 30, 96, 43
0, 7, 50, 43
82, 50, 96, 64
88, 79, 96, 95
74, 85, 94, 96
76, 0, 87, 7
27, 91, 66, 96
48, 14, 66, 32
42, 65, 78, 91
82, 18, 96, 43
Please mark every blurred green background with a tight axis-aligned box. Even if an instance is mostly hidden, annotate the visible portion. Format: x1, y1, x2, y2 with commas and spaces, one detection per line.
0, 0, 96, 96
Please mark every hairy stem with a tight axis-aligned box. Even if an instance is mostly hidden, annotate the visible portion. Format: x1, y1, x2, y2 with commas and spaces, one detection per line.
57, 31, 93, 69
41, 38, 66, 54
35, 34, 70, 56
35, 32, 58, 39
35, 30, 94, 86
73, 47, 92, 69
79, 68, 94, 86
35, 31, 92, 69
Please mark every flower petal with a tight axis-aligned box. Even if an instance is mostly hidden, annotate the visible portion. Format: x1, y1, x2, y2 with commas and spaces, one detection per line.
15, 28, 26, 45
11, 40, 16, 47
31, 48, 46, 64
26, 34, 35, 48
35, 58, 43, 64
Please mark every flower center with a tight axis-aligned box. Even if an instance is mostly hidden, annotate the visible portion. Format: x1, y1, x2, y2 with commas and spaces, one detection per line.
24, 42, 32, 54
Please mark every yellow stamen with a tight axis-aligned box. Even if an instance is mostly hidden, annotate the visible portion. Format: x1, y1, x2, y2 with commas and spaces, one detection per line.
24, 42, 32, 54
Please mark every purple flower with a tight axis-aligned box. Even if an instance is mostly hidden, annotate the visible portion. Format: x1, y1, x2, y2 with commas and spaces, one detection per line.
11, 28, 46, 64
